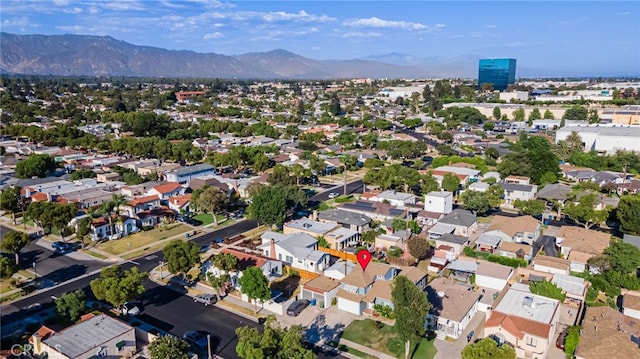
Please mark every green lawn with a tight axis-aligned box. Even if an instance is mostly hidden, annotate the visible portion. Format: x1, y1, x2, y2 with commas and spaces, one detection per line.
97, 224, 189, 255
342, 319, 436, 359
193, 213, 227, 226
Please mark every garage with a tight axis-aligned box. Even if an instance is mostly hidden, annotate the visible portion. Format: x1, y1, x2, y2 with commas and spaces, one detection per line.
301, 288, 324, 302
337, 290, 365, 315
300, 275, 341, 308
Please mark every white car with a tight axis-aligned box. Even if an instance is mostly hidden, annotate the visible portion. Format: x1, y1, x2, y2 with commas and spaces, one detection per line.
328, 192, 340, 199
120, 302, 141, 316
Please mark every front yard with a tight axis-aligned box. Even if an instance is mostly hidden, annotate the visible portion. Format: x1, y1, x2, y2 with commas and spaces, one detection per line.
97, 223, 189, 255
342, 319, 436, 359
193, 213, 228, 226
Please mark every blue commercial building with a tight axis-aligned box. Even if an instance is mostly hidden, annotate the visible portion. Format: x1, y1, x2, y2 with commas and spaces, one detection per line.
478, 58, 516, 91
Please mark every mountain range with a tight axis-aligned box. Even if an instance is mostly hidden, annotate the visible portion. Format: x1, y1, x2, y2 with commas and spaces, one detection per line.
0, 32, 481, 79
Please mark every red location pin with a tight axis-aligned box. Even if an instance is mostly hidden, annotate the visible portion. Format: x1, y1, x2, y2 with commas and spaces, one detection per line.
356, 250, 372, 271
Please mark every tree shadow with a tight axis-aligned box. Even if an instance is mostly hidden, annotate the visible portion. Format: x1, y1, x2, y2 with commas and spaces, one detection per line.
304, 314, 346, 344
35, 264, 89, 287
142, 282, 185, 307
19, 248, 45, 269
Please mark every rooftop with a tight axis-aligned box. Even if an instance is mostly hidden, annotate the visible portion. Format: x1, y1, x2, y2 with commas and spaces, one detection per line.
303, 275, 341, 293
557, 226, 610, 255
439, 209, 477, 227
43, 314, 133, 358
285, 218, 336, 234
576, 306, 640, 359
317, 208, 371, 226
494, 287, 559, 324
485, 311, 552, 340
552, 273, 587, 297
427, 278, 481, 322
488, 215, 540, 237
476, 261, 514, 280
426, 191, 453, 198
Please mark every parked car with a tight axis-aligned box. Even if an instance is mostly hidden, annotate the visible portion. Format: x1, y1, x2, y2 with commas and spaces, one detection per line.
467, 330, 475, 342
119, 302, 141, 316
286, 299, 310, 317
328, 192, 339, 199
183, 330, 209, 348
51, 241, 69, 253
193, 294, 217, 306
556, 330, 568, 349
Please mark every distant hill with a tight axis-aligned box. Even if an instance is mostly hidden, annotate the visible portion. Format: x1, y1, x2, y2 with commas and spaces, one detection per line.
0, 32, 447, 79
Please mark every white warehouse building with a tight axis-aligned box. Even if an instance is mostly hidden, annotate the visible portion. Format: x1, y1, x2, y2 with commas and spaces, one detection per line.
556, 125, 640, 154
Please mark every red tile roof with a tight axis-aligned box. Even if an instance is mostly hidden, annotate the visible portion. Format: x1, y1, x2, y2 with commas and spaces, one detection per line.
152, 182, 182, 194
30, 192, 49, 202
221, 248, 267, 270
484, 311, 551, 339
170, 193, 192, 208
129, 195, 160, 206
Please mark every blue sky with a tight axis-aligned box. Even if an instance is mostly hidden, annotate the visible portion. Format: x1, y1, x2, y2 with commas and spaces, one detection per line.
1, 1, 639, 75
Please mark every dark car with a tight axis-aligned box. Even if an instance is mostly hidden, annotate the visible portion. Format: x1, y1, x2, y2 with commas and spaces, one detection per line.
52, 241, 70, 253
556, 330, 568, 349
183, 330, 209, 348
286, 299, 310, 317
467, 330, 475, 342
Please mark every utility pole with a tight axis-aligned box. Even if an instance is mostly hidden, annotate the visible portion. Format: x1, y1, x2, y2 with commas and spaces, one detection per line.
207, 334, 212, 359
343, 164, 347, 196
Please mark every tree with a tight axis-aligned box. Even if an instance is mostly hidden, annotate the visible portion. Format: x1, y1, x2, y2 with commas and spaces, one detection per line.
563, 193, 609, 229
617, 195, 640, 235
0, 256, 18, 279
76, 217, 91, 243
0, 186, 22, 225
529, 280, 567, 301
513, 199, 546, 220
148, 335, 190, 359
208, 272, 231, 298
55, 290, 86, 323
239, 266, 271, 314
163, 240, 201, 275
441, 173, 460, 193
213, 252, 239, 272
565, 131, 583, 151
407, 236, 430, 260
198, 186, 227, 226
528, 108, 542, 122
485, 147, 500, 160
603, 241, 640, 274
460, 190, 491, 216
543, 109, 555, 119
486, 184, 504, 209
420, 173, 439, 194
461, 337, 516, 359
1, 230, 29, 264
392, 275, 430, 359
236, 316, 314, 359
563, 105, 588, 121
512, 108, 525, 121
247, 186, 287, 228
90, 265, 147, 307
492, 106, 501, 120
15, 154, 57, 178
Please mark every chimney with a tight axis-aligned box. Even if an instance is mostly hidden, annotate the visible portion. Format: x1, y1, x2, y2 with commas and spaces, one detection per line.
32, 333, 41, 353
270, 239, 276, 259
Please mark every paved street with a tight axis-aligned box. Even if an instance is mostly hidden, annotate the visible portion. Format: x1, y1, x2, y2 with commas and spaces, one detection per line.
310, 180, 364, 203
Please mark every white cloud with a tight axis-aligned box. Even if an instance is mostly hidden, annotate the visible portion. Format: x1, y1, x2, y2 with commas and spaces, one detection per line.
341, 31, 383, 38
53, 0, 70, 6
203, 32, 223, 39
87, 6, 100, 14
1, 17, 34, 28
260, 10, 335, 23
469, 31, 500, 39
63, 7, 83, 14
435, 24, 446, 29
100, 0, 146, 11
343, 17, 427, 30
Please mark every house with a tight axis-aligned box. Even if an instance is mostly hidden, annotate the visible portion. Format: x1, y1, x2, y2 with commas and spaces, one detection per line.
424, 191, 453, 214
90, 215, 138, 241
499, 183, 537, 206
574, 306, 640, 359
124, 195, 161, 217
368, 190, 416, 207
315, 208, 371, 233
337, 200, 408, 222
485, 215, 541, 245
438, 208, 477, 237
300, 275, 341, 308
552, 273, 587, 305
206, 248, 283, 289
147, 182, 184, 200
324, 260, 355, 280
484, 288, 561, 359
433, 233, 469, 256
622, 292, 640, 320
336, 262, 399, 315
283, 218, 359, 250
258, 232, 330, 273
536, 183, 572, 202
475, 262, 514, 291
555, 226, 610, 273
427, 277, 481, 340
95, 172, 120, 182
416, 210, 444, 227
468, 181, 490, 192
165, 163, 216, 185
498, 241, 534, 261
400, 266, 428, 291
532, 255, 571, 275
31, 314, 136, 359
136, 206, 175, 228
504, 175, 531, 185
375, 231, 408, 251
428, 248, 451, 273
168, 193, 191, 213
431, 165, 481, 185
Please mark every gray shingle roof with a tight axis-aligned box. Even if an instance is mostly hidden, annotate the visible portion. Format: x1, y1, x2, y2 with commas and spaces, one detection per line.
439, 209, 477, 227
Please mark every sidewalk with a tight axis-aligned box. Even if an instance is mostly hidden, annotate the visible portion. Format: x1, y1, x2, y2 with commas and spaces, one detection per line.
339, 338, 396, 359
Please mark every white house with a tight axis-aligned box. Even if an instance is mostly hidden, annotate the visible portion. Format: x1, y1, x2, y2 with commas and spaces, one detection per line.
622, 292, 640, 320
499, 183, 538, 206
300, 275, 341, 308
90, 215, 139, 241
147, 182, 184, 200
205, 248, 282, 290
258, 232, 330, 273
369, 190, 416, 207
424, 191, 453, 214
324, 260, 355, 280
474, 262, 514, 291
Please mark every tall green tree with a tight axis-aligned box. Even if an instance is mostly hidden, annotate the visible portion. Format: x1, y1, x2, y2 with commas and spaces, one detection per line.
0, 256, 18, 279
603, 241, 640, 274
1, 230, 29, 264
236, 316, 314, 359
163, 240, 201, 274
213, 252, 239, 272
563, 106, 588, 121
197, 186, 227, 226
462, 337, 515, 359
617, 195, 640, 235
460, 190, 491, 216
90, 265, 147, 307
15, 154, 57, 178
543, 109, 555, 119
513, 199, 546, 220
238, 266, 271, 314
441, 173, 461, 193
55, 290, 86, 323
392, 275, 430, 359
247, 186, 287, 228
492, 106, 501, 120
0, 186, 22, 225
563, 193, 609, 229
486, 184, 504, 209
148, 335, 190, 359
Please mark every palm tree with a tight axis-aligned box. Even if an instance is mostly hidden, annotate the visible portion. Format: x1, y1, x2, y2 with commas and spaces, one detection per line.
566, 131, 583, 152
111, 194, 127, 216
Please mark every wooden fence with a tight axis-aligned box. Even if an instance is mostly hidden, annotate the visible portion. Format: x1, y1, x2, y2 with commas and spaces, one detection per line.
318, 247, 357, 262
284, 265, 319, 280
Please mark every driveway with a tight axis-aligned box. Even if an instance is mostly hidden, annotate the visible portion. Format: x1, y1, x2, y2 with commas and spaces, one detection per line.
303, 305, 359, 345
433, 311, 485, 359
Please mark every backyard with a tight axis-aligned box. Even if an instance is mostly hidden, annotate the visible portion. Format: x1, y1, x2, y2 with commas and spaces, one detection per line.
341, 319, 437, 359
96, 223, 189, 255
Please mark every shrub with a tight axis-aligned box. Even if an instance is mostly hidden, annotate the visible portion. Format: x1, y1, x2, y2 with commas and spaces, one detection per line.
487, 254, 528, 268
373, 304, 395, 319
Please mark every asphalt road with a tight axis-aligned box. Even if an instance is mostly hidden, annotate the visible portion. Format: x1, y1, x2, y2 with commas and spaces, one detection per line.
310, 180, 365, 203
